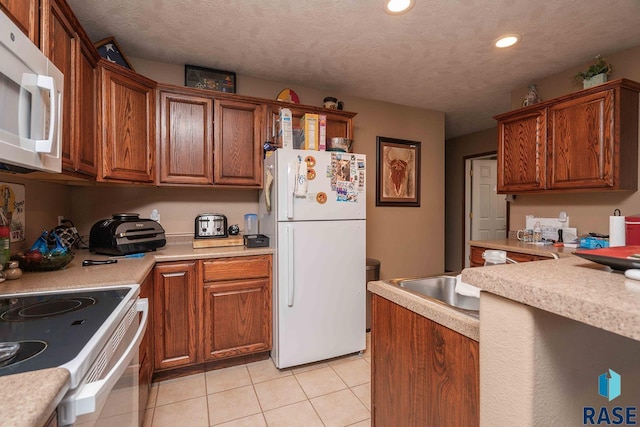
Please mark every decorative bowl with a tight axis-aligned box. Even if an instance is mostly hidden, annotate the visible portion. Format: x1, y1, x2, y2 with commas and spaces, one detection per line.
12, 251, 74, 272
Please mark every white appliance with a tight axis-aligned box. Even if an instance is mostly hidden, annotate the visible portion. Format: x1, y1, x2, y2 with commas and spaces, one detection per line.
0, 286, 148, 426
0, 9, 63, 173
259, 149, 367, 368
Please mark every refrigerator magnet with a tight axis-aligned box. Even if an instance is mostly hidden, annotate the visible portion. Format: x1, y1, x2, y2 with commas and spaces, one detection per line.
307, 168, 316, 180
304, 156, 316, 167
316, 192, 327, 204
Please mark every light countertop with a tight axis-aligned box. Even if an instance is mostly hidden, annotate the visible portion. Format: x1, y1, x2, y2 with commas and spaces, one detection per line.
469, 238, 575, 258
0, 241, 274, 427
461, 255, 640, 342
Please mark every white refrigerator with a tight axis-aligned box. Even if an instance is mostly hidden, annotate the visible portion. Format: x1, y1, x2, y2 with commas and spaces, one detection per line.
259, 149, 366, 369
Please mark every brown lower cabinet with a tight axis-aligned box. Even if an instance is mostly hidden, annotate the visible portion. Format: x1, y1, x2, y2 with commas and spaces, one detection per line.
371, 294, 479, 427
153, 261, 200, 370
152, 255, 272, 378
469, 245, 553, 267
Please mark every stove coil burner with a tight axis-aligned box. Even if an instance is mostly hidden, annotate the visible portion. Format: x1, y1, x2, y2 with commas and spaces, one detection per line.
1, 297, 96, 321
0, 341, 47, 369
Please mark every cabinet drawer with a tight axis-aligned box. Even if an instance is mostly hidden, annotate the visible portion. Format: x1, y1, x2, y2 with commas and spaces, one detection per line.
202, 255, 270, 282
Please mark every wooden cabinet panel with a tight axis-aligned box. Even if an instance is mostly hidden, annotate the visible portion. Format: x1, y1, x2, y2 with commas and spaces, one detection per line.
213, 99, 263, 187
0, 0, 39, 46
497, 108, 546, 192
203, 278, 271, 360
201, 255, 272, 362
98, 60, 156, 183
202, 256, 270, 282
41, 0, 98, 178
158, 89, 214, 185
372, 294, 479, 427
41, 0, 75, 172
73, 38, 98, 176
153, 261, 199, 370
495, 79, 639, 193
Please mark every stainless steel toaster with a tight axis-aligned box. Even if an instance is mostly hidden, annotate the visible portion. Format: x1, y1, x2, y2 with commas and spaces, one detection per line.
195, 213, 228, 238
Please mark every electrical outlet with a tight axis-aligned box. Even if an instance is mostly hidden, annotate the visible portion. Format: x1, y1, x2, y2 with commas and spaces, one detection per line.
57, 216, 64, 226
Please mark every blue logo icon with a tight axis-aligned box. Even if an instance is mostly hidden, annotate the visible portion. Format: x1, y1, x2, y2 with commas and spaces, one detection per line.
598, 369, 621, 401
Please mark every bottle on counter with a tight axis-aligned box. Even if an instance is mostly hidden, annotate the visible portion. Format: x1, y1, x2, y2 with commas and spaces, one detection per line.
533, 221, 542, 243
0, 225, 9, 268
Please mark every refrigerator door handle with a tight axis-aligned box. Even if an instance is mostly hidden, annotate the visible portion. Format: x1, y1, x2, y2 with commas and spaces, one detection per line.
287, 225, 294, 306
287, 162, 294, 219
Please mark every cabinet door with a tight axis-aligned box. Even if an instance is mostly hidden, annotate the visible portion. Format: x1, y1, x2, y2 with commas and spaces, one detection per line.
201, 255, 272, 361
153, 261, 199, 370
41, 0, 98, 177
547, 90, 614, 189
41, 0, 75, 172
203, 278, 271, 361
158, 90, 213, 185
98, 62, 156, 182
213, 99, 263, 187
73, 38, 98, 176
0, 0, 39, 46
497, 108, 547, 192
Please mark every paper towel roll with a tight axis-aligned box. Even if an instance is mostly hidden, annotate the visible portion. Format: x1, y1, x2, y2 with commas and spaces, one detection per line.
609, 215, 626, 247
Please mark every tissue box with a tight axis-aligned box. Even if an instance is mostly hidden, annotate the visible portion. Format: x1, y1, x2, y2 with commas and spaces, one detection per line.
244, 234, 269, 248
579, 236, 610, 249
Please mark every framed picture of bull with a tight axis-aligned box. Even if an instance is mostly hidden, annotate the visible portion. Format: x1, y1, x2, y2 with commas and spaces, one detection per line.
376, 136, 421, 207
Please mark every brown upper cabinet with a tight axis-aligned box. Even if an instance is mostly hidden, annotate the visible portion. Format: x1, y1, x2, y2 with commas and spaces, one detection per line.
213, 98, 264, 187
97, 59, 156, 183
0, 0, 40, 46
41, 0, 99, 177
496, 79, 640, 194
157, 86, 214, 185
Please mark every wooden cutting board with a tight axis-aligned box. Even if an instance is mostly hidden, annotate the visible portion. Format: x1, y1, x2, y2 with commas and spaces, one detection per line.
192, 236, 244, 248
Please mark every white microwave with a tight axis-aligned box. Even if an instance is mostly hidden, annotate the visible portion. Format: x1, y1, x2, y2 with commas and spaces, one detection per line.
0, 9, 63, 173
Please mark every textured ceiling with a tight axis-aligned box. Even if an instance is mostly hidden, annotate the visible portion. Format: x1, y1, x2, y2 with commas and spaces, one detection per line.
67, 0, 640, 138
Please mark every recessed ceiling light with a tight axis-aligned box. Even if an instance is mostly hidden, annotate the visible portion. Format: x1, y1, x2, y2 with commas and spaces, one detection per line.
384, 0, 415, 14
495, 34, 521, 48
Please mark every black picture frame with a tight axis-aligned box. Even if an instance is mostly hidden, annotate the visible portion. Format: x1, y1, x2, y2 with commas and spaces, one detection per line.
376, 136, 421, 207
94, 37, 134, 70
185, 64, 236, 93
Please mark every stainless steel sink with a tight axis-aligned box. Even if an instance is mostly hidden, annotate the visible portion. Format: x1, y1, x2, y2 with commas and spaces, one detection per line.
390, 275, 479, 314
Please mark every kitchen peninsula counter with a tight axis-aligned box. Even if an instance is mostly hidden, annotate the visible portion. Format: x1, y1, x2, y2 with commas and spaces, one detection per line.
0, 241, 274, 427
462, 255, 640, 426
462, 255, 640, 341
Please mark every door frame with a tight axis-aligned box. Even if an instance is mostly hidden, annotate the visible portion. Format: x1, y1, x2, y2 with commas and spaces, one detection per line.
462, 152, 510, 268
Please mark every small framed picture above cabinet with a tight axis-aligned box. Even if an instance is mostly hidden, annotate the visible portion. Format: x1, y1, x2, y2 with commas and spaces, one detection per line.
185, 64, 236, 93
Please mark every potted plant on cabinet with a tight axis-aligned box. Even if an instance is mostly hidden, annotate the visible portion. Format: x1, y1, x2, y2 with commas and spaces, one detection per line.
572, 55, 613, 89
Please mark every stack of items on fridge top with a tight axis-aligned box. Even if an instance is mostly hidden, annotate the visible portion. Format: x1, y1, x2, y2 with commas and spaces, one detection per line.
276, 108, 338, 152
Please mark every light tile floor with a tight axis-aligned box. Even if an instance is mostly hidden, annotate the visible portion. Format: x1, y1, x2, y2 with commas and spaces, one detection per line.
144, 334, 372, 427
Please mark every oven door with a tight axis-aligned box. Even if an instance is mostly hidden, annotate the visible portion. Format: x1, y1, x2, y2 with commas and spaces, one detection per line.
58, 298, 149, 427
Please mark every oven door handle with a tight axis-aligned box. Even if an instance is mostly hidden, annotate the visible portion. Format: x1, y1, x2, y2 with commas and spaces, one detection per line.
69, 298, 148, 421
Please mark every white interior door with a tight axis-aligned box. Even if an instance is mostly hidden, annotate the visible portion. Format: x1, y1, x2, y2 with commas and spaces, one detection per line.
471, 159, 506, 241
